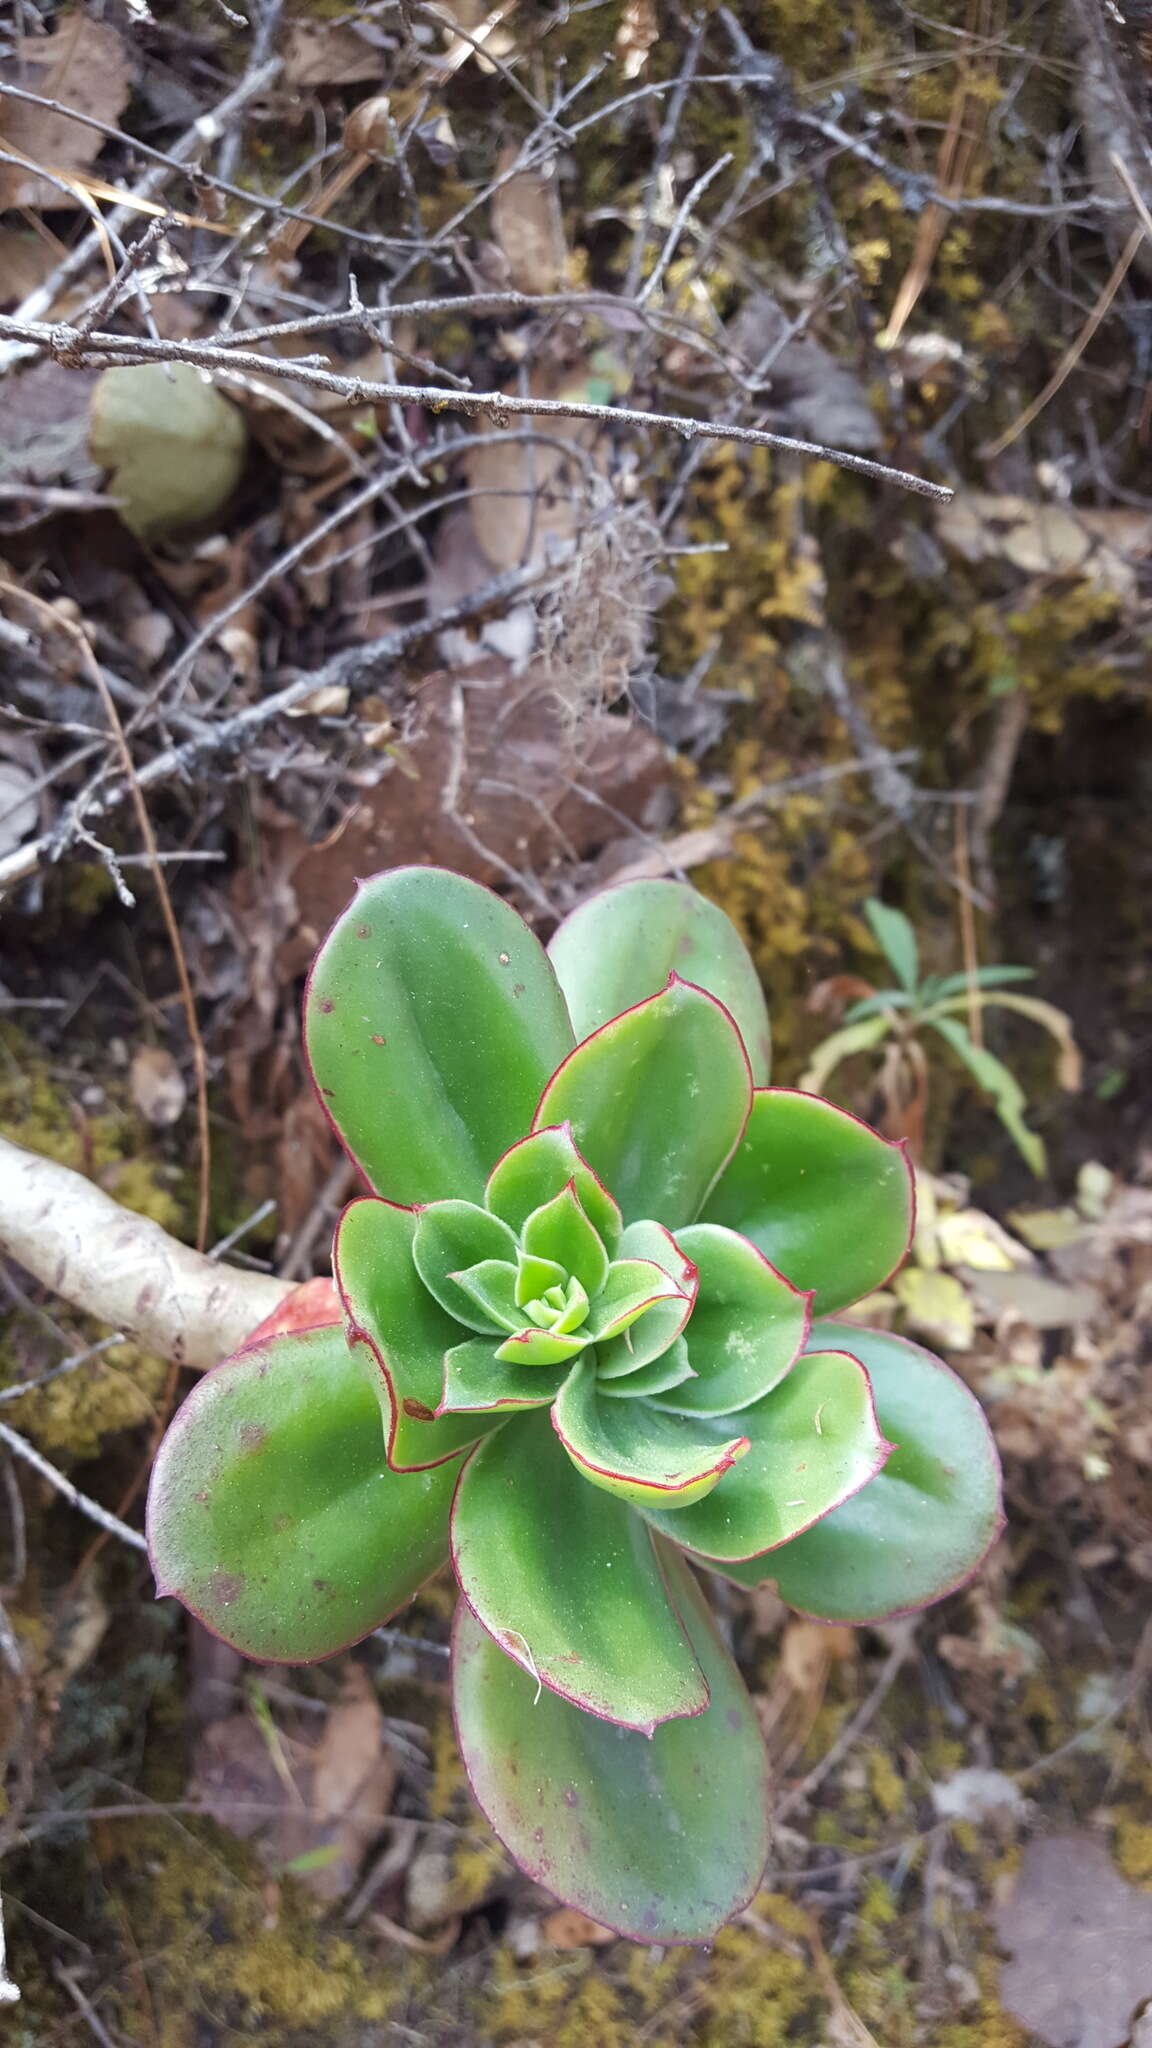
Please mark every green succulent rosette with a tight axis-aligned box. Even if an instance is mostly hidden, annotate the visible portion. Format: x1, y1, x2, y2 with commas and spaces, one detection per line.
147, 868, 1002, 1944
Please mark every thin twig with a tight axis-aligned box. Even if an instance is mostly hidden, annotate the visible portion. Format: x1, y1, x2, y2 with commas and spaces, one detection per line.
0, 1420, 147, 1554
0, 1878, 18, 2007
0, 558, 566, 895
0, 316, 952, 501
0, 61, 283, 371
981, 225, 1144, 458
0, 584, 212, 1252
776, 1623, 917, 1819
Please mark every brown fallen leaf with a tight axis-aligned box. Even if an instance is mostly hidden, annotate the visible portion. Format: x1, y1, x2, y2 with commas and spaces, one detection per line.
283, 21, 385, 87
129, 1046, 187, 1129
284, 1664, 396, 1903
995, 1832, 1152, 2048
463, 361, 617, 573
757, 1618, 856, 1770
936, 491, 1152, 606
282, 657, 667, 935
0, 17, 133, 213
615, 0, 659, 79
541, 1907, 617, 1948
490, 148, 568, 295
190, 1663, 397, 1904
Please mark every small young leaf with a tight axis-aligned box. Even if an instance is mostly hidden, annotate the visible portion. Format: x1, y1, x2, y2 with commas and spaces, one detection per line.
496, 1324, 590, 1366
441, 1339, 570, 1413
447, 1260, 523, 1333
336, 1198, 504, 1470
864, 898, 920, 994
594, 1221, 696, 1377
412, 1201, 519, 1327
650, 1222, 810, 1416
584, 1259, 688, 1342
520, 1183, 610, 1297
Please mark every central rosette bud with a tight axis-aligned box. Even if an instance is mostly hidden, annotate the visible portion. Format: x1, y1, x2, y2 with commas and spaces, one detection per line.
410, 1129, 698, 1380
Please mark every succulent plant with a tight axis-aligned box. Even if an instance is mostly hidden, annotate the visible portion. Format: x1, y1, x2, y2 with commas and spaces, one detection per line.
147, 868, 1003, 1943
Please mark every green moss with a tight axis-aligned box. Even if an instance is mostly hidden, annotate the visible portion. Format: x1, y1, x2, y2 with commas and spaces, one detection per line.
1114, 1813, 1152, 1888
0, 1023, 198, 1456
96, 1817, 404, 2045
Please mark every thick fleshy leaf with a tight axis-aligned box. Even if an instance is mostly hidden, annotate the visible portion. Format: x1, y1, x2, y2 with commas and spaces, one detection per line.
441, 1339, 569, 1413
515, 1252, 565, 1305
147, 1322, 457, 1662
642, 1349, 888, 1561
452, 1412, 707, 1731
453, 1541, 770, 1943
305, 867, 574, 1204
534, 978, 752, 1227
448, 1260, 522, 1333
650, 1223, 810, 1416
485, 1124, 621, 1253
552, 1358, 748, 1507
413, 1201, 519, 1328
598, 1336, 697, 1400
496, 1324, 589, 1365
702, 1089, 914, 1315
521, 1184, 609, 1297
585, 1259, 688, 1342
335, 1198, 502, 1469
548, 878, 772, 1084
712, 1322, 1004, 1620
595, 1219, 697, 1376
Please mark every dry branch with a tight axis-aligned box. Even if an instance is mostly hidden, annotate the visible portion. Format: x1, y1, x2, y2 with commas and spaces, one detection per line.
0, 1134, 290, 1370
0, 314, 953, 502
0, 556, 554, 895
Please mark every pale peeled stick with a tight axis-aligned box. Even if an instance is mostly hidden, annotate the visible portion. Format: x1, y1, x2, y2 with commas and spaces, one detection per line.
88, 361, 247, 539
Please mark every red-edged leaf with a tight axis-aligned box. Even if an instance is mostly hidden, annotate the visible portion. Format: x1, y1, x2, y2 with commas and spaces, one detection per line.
453, 1541, 770, 1943
649, 1222, 810, 1416
451, 1411, 708, 1731
485, 1123, 622, 1253
642, 1348, 889, 1561
533, 978, 752, 1227
713, 1322, 1004, 1620
552, 1358, 749, 1508
548, 878, 772, 1084
702, 1089, 914, 1314
147, 1322, 457, 1662
440, 1339, 569, 1413
593, 1219, 697, 1378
